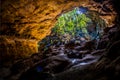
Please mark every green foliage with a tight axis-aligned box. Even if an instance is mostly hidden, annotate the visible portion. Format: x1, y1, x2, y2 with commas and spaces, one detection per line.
38, 7, 107, 52
52, 7, 91, 38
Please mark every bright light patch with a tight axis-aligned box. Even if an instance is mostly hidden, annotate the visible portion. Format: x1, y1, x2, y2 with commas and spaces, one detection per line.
76, 10, 83, 14
79, 62, 88, 65
76, 6, 88, 14
72, 59, 77, 63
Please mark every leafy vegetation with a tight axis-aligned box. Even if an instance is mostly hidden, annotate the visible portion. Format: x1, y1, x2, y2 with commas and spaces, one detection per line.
52, 7, 91, 39
38, 7, 107, 52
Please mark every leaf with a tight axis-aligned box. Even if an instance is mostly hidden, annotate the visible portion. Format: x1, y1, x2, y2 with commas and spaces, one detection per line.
79, 20, 87, 28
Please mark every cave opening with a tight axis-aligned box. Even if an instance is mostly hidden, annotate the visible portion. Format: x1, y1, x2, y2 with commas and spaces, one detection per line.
20, 7, 109, 80
1, 0, 120, 80
38, 6, 107, 53
36, 7, 108, 75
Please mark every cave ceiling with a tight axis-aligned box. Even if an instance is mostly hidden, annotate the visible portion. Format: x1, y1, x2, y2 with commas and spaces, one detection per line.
1, 0, 116, 40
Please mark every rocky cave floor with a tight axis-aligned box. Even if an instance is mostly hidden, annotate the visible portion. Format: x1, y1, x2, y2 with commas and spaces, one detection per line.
0, 25, 120, 80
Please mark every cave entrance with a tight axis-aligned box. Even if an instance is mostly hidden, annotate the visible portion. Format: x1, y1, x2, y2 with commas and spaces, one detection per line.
39, 6, 107, 52
36, 6, 108, 75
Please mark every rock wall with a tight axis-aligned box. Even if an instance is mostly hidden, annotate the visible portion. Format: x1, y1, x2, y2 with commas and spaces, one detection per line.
0, 0, 116, 62
0, 36, 38, 64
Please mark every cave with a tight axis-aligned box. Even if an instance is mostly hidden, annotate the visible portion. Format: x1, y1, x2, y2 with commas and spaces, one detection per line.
0, 0, 120, 80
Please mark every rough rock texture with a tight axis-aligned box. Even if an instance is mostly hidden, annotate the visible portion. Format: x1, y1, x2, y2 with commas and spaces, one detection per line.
10, 24, 119, 80
52, 24, 120, 80
0, 36, 38, 66
1, 0, 116, 39
0, 0, 120, 79
0, 0, 116, 60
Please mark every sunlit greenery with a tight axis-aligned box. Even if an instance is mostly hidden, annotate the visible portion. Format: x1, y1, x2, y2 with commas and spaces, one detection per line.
52, 7, 91, 39
38, 7, 107, 52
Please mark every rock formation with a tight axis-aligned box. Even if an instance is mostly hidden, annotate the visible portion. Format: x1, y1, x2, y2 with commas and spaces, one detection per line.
0, 0, 120, 80
0, 0, 116, 60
